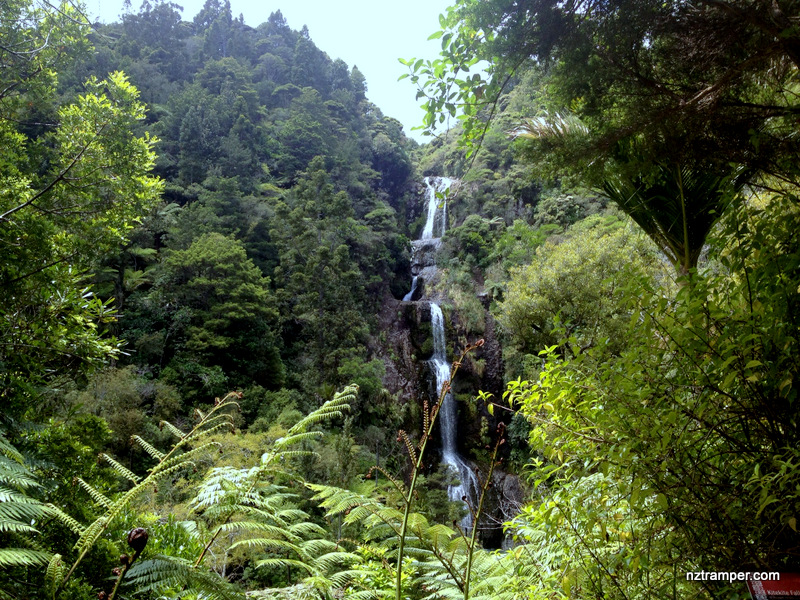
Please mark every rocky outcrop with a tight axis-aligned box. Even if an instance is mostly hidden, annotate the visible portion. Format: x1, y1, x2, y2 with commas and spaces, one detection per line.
375, 298, 436, 412
488, 468, 526, 549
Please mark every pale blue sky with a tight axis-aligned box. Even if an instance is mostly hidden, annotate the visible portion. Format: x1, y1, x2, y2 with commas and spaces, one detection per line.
86, 0, 456, 142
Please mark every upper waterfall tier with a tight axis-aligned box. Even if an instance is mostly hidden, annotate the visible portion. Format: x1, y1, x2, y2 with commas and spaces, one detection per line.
421, 177, 453, 240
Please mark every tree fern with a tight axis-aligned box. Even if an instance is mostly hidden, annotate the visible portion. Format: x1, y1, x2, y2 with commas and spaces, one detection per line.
119, 385, 358, 600
168, 386, 360, 597
124, 555, 243, 600
53, 391, 243, 597
0, 434, 55, 569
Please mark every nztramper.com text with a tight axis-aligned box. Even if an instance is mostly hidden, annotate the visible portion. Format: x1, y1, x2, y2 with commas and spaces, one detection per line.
685, 571, 781, 582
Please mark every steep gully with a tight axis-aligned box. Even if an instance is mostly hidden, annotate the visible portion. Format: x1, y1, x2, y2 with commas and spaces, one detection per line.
404, 177, 479, 529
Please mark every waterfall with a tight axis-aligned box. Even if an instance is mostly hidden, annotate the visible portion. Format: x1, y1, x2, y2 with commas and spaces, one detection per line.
421, 177, 449, 240
403, 276, 418, 302
430, 303, 479, 529
406, 176, 478, 529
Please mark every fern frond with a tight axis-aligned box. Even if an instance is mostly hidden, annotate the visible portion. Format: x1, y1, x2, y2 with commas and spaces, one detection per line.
274, 431, 324, 448
275, 508, 309, 521
0, 437, 24, 464
255, 557, 317, 574
229, 537, 302, 555
157, 441, 218, 471
284, 384, 356, 438
100, 453, 140, 483
158, 420, 186, 440
424, 523, 459, 548
46, 504, 85, 536
72, 516, 108, 553
0, 548, 51, 567
44, 553, 64, 598
130, 436, 165, 461
315, 545, 361, 572
368, 466, 406, 496
0, 486, 26, 503
0, 437, 38, 490
126, 555, 243, 600
287, 521, 327, 538
101, 461, 188, 525
0, 520, 36, 535
398, 430, 417, 464
0, 492, 49, 523
214, 520, 297, 541
310, 484, 407, 536
262, 449, 316, 463
76, 478, 112, 508
186, 419, 234, 441
406, 512, 430, 532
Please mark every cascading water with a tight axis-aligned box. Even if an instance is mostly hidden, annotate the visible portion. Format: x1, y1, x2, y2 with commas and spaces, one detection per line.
402, 276, 418, 302
421, 177, 448, 240
430, 303, 479, 529
405, 176, 478, 529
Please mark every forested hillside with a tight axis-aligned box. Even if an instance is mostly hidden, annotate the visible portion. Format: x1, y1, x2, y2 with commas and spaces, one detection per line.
2, 0, 799, 599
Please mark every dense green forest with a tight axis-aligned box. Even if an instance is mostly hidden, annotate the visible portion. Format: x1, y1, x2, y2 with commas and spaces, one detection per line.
1, 0, 799, 599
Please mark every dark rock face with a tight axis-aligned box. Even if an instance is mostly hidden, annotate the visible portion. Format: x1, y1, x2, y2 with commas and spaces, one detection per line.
477, 302, 505, 402
375, 298, 435, 414
486, 468, 526, 549
410, 239, 441, 275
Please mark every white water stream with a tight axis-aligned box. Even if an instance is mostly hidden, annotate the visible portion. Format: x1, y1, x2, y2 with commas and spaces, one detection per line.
430, 303, 479, 529
406, 176, 478, 529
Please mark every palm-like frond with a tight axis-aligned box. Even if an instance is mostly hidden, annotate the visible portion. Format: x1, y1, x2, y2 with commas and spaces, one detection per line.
513, 112, 590, 140
603, 162, 745, 274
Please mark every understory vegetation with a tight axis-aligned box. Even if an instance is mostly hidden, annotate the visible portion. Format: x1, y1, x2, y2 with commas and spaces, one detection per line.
2, 0, 799, 599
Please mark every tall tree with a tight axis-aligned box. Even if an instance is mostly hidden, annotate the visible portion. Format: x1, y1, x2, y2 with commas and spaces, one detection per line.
0, 2, 161, 425
134, 232, 284, 398
271, 158, 368, 387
